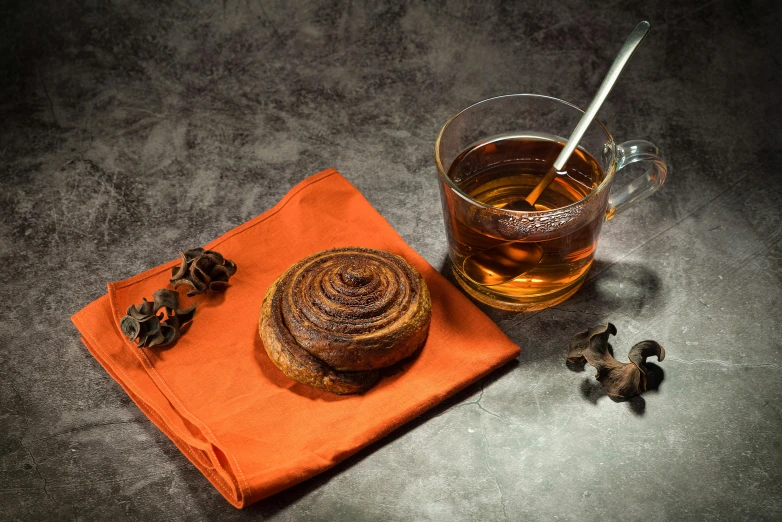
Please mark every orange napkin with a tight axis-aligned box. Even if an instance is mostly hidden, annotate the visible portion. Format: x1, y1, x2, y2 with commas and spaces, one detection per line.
72, 169, 520, 508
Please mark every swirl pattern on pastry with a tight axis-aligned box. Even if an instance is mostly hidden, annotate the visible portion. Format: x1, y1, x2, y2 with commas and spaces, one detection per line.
259, 247, 432, 394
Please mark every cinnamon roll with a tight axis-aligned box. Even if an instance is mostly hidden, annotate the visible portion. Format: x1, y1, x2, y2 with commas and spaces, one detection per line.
259, 247, 432, 394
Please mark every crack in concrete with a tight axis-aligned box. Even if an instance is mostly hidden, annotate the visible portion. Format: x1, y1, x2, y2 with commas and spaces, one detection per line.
549, 307, 605, 317
667, 355, 779, 369
454, 380, 509, 423
17, 437, 52, 500
37, 66, 60, 128
424, 377, 511, 422
480, 424, 508, 522
496, 309, 545, 330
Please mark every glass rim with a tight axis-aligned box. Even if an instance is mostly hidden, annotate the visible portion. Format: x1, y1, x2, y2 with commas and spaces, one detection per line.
434, 93, 617, 215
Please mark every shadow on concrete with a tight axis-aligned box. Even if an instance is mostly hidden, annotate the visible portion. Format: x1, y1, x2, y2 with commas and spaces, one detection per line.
243, 359, 519, 517
562, 259, 665, 316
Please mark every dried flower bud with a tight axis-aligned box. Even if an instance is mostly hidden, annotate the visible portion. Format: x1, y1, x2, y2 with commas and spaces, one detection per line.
171, 248, 237, 296
119, 288, 196, 349
568, 323, 665, 399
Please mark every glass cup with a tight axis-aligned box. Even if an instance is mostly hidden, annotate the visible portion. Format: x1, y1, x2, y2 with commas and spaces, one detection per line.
435, 94, 668, 311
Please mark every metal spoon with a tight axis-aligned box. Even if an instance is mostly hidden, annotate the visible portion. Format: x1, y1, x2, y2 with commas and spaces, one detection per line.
463, 21, 651, 287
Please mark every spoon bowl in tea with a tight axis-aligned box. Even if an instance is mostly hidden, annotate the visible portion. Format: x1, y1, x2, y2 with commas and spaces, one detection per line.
462, 240, 544, 286
462, 21, 651, 287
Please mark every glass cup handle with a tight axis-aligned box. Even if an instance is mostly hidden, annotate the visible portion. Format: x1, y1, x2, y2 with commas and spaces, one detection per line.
605, 140, 668, 220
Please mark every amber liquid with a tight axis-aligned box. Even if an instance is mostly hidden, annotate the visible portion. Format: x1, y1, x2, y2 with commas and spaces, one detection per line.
445, 133, 605, 310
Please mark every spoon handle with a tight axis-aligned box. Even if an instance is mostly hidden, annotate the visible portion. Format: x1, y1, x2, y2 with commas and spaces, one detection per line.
556, 20, 650, 171
524, 21, 651, 207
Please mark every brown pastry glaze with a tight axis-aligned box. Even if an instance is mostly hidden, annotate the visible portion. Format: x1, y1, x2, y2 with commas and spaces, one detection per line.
259, 247, 432, 394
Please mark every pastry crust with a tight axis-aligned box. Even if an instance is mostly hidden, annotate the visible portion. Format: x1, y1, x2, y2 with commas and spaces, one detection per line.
259, 247, 431, 394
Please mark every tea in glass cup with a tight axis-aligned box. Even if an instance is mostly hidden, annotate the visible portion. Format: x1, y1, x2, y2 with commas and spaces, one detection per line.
435, 94, 667, 311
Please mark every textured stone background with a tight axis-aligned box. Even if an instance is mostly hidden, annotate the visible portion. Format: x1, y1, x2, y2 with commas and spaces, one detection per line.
2, 0, 781, 520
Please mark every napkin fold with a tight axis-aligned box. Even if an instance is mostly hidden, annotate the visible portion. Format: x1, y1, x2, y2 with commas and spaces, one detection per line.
72, 169, 520, 508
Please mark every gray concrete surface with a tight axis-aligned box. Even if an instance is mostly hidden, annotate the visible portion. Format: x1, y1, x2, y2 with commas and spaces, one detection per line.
2, 0, 780, 520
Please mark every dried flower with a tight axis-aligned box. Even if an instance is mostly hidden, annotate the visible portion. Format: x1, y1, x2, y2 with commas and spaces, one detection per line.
170, 248, 237, 296
120, 289, 196, 348
119, 247, 235, 349
567, 323, 665, 399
